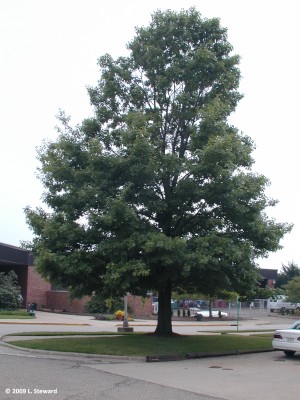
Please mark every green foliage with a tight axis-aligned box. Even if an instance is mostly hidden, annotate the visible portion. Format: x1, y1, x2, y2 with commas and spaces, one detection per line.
251, 287, 284, 300
86, 295, 123, 314
25, 8, 291, 335
0, 310, 34, 319
219, 290, 239, 302
0, 271, 21, 311
283, 276, 300, 303
276, 261, 300, 288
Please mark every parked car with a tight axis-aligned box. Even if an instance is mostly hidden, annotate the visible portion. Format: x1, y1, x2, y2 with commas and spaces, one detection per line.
195, 299, 207, 308
152, 299, 178, 315
177, 299, 200, 309
272, 320, 300, 357
193, 310, 229, 319
268, 296, 300, 313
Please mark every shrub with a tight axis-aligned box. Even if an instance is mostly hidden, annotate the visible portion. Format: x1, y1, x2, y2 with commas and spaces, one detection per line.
87, 295, 123, 314
115, 310, 125, 318
0, 271, 20, 310
86, 296, 107, 314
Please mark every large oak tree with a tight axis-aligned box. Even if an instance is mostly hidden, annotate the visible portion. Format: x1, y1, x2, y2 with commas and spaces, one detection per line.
25, 9, 291, 335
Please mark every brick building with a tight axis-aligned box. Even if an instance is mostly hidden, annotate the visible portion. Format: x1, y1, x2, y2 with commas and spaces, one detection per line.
0, 242, 152, 316
259, 268, 278, 288
0, 242, 89, 313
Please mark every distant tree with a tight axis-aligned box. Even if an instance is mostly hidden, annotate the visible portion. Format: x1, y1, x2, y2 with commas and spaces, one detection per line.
25, 8, 291, 335
219, 290, 239, 303
251, 287, 284, 301
283, 276, 300, 304
276, 261, 300, 288
0, 271, 20, 310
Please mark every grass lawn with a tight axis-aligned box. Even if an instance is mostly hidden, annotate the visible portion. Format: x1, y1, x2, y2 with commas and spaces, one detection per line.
9, 333, 273, 357
7, 331, 119, 336
0, 310, 33, 319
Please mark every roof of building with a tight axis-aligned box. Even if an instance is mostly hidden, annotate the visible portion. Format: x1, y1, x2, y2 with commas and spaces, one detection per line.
259, 268, 278, 280
0, 242, 33, 267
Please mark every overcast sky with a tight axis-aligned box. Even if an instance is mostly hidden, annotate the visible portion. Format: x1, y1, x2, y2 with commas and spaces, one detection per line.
1, 0, 299, 271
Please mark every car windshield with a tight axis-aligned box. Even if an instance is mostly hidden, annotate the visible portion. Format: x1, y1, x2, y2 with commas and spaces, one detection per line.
289, 321, 300, 330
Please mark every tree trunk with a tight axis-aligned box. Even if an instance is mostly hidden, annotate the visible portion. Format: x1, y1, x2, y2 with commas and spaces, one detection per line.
154, 281, 173, 335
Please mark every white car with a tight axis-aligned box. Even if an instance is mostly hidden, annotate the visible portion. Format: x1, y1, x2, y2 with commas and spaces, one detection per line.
272, 320, 300, 357
194, 310, 228, 319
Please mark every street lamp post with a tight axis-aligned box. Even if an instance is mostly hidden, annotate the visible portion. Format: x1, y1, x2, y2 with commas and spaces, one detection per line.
117, 293, 133, 333
236, 296, 240, 331
123, 293, 129, 328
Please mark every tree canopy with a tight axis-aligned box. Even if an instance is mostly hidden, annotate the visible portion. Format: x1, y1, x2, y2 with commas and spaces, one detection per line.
25, 8, 291, 335
276, 261, 300, 288
284, 277, 300, 304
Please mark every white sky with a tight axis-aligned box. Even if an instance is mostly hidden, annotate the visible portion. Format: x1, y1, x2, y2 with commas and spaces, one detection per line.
0, 0, 299, 272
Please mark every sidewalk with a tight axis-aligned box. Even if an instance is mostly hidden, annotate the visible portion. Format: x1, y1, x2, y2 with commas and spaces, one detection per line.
0, 311, 297, 366
0, 310, 296, 333
1, 312, 298, 400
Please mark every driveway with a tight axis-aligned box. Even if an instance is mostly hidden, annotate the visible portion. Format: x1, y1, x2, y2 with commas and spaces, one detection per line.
0, 352, 214, 400
0, 310, 296, 336
1, 340, 299, 400
85, 351, 300, 400
1, 311, 299, 400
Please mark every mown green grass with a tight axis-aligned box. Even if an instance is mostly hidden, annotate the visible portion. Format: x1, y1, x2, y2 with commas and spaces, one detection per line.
0, 310, 33, 319
7, 331, 119, 336
10, 333, 273, 356
210, 329, 274, 335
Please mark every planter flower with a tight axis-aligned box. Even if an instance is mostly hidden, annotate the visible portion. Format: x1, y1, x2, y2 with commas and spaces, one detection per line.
115, 310, 125, 320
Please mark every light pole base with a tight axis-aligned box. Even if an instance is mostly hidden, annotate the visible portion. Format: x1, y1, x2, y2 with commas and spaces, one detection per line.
117, 326, 134, 333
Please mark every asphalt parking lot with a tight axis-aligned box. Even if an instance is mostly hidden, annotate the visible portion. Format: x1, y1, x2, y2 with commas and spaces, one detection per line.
0, 309, 296, 336
1, 311, 299, 400
85, 350, 300, 400
1, 347, 299, 400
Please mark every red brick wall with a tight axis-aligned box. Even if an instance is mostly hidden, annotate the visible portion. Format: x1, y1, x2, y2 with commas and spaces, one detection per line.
46, 291, 90, 314
127, 295, 152, 317
267, 279, 276, 288
27, 266, 51, 308
26, 266, 89, 313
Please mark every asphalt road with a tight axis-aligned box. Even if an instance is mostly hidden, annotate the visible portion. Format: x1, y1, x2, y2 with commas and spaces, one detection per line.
0, 351, 221, 400
1, 343, 299, 400
0, 310, 296, 336
87, 351, 300, 400
0, 311, 299, 400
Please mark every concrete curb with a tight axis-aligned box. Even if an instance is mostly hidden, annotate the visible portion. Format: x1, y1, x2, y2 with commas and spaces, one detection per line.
0, 337, 144, 362
146, 348, 276, 362
0, 322, 90, 325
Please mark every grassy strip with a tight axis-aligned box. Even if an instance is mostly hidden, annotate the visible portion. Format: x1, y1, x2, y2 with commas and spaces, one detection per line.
5, 331, 120, 336
7, 330, 274, 337
0, 310, 33, 319
249, 333, 274, 337
10, 333, 272, 357
207, 329, 274, 334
